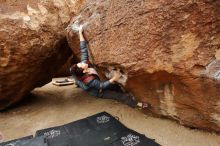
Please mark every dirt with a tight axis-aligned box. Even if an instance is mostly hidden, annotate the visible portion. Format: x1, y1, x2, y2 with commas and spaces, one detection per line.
0, 78, 220, 146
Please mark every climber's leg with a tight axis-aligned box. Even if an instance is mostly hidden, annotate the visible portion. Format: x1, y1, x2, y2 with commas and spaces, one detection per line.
100, 89, 137, 108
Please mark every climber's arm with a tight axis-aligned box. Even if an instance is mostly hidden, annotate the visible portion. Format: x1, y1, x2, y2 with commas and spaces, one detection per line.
79, 25, 88, 63
87, 72, 121, 90
79, 26, 85, 42
70, 73, 89, 91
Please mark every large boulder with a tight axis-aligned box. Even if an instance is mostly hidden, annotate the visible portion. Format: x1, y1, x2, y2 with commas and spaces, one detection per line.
0, 0, 84, 110
67, 0, 220, 132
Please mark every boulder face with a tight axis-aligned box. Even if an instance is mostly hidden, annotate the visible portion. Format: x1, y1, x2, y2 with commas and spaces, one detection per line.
0, 0, 84, 110
67, 0, 220, 132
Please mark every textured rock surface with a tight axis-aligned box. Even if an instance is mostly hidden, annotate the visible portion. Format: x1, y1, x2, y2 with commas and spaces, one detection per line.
67, 0, 220, 132
0, 0, 84, 110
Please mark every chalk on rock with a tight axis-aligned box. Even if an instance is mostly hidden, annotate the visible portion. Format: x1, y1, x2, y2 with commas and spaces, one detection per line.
66, 15, 89, 33
105, 67, 128, 86
71, 21, 81, 32
205, 60, 220, 80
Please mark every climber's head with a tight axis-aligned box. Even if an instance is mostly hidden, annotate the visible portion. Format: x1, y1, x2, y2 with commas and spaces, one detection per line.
77, 62, 88, 72
70, 64, 85, 77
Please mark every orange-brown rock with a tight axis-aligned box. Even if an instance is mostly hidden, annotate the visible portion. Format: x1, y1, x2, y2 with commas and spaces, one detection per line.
67, 0, 220, 132
0, 0, 85, 110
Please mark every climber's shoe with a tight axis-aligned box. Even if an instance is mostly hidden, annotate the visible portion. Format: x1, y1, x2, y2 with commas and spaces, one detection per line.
137, 102, 149, 109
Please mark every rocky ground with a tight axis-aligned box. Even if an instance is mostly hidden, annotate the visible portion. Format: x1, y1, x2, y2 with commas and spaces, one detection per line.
0, 78, 219, 146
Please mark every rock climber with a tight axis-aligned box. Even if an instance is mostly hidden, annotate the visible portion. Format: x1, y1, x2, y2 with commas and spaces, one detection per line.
67, 24, 140, 108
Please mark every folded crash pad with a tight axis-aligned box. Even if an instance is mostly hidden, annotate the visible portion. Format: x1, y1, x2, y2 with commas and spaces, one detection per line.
52, 79, 74, 86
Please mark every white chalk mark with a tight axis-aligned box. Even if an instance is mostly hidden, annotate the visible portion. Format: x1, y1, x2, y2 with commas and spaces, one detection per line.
205, 60, 220, 80
67, 16, 89, 33
160, 84, 178, 118
211, 101, 220, 127
214, 70, 220, 79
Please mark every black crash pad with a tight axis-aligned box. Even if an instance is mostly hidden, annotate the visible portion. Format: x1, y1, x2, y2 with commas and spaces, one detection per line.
106, 129, 160, 146
36, 112, 126, 146
0, 135, 33, 146
35, 112, 160, 146
1, 112, 161, 146
20, 136, 47, 146
0, 135, 47, 146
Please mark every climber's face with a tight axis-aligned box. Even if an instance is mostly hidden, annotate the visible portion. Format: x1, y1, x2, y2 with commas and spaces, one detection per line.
77, 62, 88, 71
